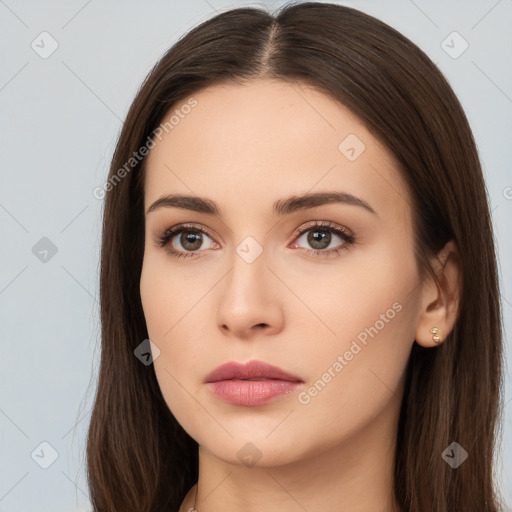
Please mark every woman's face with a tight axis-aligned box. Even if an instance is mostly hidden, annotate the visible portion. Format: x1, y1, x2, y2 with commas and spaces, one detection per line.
140, 79, 424, 467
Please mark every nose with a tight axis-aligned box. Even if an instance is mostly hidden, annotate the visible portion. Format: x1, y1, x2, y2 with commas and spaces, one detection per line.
215, 244, 285, 341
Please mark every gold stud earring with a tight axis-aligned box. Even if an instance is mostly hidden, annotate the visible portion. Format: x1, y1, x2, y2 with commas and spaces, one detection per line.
431, 327, 442, 344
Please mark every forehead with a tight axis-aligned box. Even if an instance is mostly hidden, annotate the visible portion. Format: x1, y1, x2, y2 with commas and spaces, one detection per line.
143, 79, 411, 225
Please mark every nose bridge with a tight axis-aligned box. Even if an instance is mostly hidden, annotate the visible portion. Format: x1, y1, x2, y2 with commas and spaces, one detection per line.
225, 234, 269, 298
215, 233, 282, 336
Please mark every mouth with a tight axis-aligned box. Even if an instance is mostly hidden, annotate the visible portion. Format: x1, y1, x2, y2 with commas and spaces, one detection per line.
205, 360, 303, 406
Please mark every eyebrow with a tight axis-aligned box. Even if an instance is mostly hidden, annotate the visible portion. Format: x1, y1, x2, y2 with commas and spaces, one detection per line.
146, 191, 378, 217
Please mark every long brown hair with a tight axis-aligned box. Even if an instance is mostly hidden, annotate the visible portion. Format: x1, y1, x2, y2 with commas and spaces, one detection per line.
86, 2, 505, 511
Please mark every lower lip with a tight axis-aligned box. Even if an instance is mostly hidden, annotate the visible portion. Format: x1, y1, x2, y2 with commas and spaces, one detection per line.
208, 379, 301, 406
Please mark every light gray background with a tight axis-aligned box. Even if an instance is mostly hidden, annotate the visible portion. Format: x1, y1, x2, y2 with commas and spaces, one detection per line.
1, 1, 511, 510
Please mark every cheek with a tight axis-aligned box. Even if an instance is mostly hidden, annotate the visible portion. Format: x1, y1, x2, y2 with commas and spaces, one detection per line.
291, 240, 416, 344
139, 251, 200, 341
290, 244, 419, 419
140, 254, 210, 424
140, 258, 195, 377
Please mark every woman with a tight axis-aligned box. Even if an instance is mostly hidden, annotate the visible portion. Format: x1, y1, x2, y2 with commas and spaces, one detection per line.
86, 2, 505, 511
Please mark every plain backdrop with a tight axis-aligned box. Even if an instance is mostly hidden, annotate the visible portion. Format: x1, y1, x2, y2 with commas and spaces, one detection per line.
1, 0, 511, 510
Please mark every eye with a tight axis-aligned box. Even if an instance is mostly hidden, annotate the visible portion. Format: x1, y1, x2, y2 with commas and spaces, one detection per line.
289, 221, 355, 257
154, 223, 219, 259
155, 220, 355, 260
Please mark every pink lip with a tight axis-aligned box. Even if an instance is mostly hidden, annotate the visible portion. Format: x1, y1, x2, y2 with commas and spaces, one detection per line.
205, 360, 303, 406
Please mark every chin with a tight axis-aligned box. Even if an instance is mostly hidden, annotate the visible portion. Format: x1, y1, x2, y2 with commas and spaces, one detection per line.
188, 422, 324, 469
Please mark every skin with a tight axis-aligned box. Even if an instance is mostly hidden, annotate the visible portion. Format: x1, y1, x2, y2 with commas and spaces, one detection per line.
139, 79, 461, 512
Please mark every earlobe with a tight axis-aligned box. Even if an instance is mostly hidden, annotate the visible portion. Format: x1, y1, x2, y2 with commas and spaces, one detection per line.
414, 240, 463, 348
430, 326, 442, 344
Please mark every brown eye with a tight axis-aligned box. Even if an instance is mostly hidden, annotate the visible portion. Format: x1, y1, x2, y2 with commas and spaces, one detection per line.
177, 231, 204, 252
155, 224, 219, 259
305, 229, 332, 250
290, 221, 355, 257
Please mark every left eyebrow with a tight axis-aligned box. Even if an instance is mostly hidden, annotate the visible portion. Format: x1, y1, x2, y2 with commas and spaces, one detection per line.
273, 191, 378, 217
146, 191, 378, 218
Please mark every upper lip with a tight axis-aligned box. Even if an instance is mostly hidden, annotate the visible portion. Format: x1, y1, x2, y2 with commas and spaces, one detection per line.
205, 360, 303, 383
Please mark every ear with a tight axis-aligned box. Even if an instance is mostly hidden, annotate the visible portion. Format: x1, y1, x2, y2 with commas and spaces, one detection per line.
414, 240, 463, 348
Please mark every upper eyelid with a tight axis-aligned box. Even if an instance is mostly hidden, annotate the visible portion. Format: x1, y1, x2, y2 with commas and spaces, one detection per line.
291, 220, 352, 238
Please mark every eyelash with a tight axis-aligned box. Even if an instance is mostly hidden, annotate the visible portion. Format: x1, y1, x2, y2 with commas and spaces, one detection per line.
154, 221, 356, 260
